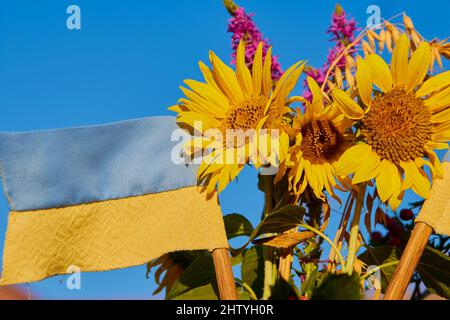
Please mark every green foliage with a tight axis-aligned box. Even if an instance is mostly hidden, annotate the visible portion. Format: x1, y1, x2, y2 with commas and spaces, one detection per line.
269, 277, 300, 300
358, 245, 401, 292
167, 252, 219, 300
359, 245, 450, 298
252, 204, 306, 239
311, 273, 362, 300
223, 213, 254, 239
241, 246, 265, 299
172, 284, 218, 300
417, 246, 450, 299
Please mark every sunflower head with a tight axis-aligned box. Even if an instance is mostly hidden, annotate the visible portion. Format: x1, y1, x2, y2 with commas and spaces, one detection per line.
170, 41, 305, 195
278, 77, 356, 201
334, 33, 450, 209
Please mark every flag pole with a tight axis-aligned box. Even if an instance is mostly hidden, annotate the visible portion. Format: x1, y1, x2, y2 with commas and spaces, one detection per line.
384, 222, 433, 300
212, 248, 237, 300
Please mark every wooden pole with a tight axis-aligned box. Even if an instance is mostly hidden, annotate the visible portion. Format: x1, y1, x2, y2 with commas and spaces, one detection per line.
384, 222, 433, 300
212, 248, 237, 300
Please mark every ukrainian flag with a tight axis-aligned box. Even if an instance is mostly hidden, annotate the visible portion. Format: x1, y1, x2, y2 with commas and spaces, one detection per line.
416, 151, 450, 236
0, 116, 228, 285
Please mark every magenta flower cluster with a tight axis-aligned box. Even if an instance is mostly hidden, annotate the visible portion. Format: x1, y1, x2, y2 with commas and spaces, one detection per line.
227, 7, 283, 80
304, 7, 358, 100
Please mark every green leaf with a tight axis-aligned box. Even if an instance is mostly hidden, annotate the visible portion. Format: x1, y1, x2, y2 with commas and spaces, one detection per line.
253, 204, 306, 239
241, 246, 265, 299
269, 277, 299, 300
311, 273, 362, 300
358, 245, 401, 292
167, 253, 219, 300
223, 213, 254, 240
417, 246, 450, 299
301, 264, 319, 296
172, 284, 218, 300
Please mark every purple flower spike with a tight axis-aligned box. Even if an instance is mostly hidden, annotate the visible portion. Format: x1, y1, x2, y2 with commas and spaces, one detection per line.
303, 4, 359, 101
227, 7, 283, 80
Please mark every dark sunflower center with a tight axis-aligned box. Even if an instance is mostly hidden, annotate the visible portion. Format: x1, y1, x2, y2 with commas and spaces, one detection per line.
361, 87, 433, 164
300, 120, 343, 163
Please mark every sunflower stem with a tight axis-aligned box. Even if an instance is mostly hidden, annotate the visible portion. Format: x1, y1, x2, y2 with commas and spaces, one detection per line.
261, 174, 276, 300
345, 183, 366, 275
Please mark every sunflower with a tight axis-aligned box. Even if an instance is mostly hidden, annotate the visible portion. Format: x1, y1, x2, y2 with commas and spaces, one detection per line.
333, 34, 450, 209
276, 77, 356, 201
170, 41, 305, 195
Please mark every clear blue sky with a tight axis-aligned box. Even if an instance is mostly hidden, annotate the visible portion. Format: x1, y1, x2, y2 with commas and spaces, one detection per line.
0, 0, 448, 299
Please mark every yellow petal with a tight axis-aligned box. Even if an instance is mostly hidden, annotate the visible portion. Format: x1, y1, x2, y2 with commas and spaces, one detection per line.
391, 34, 409, 86
184, 79, 229, 116
236, 41, 253, 98
367, 54, 393, 92
415, 70, 450, 97
352, 151, 381, 184
272, 61, 304, 98
199, 61, 220, 91
355, 56, 373, 107
307, 77, 324, 114
406, 41, 431, 92
332, 88, 365, 120
389, 190, 404, 211
209, 51, 244, 103
431, 108, 450, 123
262, 46, 273, 97
252, 42, 263, 97
375, 160, 401, 202
424, 86, 450, 113
432, 131, 450, 142
424, 147, 444, 178
335, 144, 372, 175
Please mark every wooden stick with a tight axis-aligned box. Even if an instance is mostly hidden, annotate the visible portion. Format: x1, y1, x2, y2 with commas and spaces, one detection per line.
212, 248, 237, 300
278, 247, 293, 281
384, 222, 433, 300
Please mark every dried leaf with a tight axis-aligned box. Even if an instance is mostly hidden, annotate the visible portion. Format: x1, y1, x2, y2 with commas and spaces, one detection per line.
345, 64, 355, 87
403, 13, 415, 32
252, 231, 315, 248
378, 29, 386, 52
385, 28, 393, 53
375, 207, 388, 227
335, 66, 344, 88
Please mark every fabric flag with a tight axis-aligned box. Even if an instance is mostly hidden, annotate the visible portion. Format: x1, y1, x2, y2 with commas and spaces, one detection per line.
415, 151, 450, 236
0, 116, 228, 285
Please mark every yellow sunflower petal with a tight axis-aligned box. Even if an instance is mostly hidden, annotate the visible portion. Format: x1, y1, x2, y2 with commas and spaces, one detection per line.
367, 54, 393, 92
332, 88, 365, 120
198, 61, 220, 91
389, 190, 404, 211
355, 56, 373, 107
252, 42, 264, 97
209, 51, 244, 103
352, 151, 381, 184
406, 41, 431, 92
262, 46, 273, 97
424, 86, 450, 113
391, 34, 409, 86
375, 159, 401, 202
424, 147, 444, 179
236, 41, 253, 98
184, 80, 229, 116
307, 76, 324, 114
335, 144, 372, 175
431, 108, 450, 123
415, 70, 450, 97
